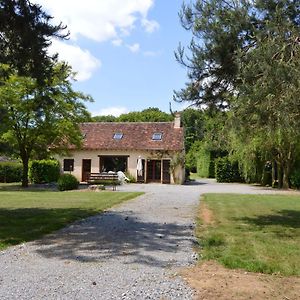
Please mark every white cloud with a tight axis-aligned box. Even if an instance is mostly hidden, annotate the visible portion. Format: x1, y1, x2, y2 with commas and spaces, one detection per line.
143, 50, 161, 57
50, 40, 101, 81
34, 0, 157, 42
141, 18, 160, 33
112, 39, 123, 47
92, 106, 129, 117
127, 43, 140, 53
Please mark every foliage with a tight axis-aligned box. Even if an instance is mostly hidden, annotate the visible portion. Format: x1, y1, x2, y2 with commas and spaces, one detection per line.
125, 172, 137, 183
197, 148, 214, 178
176, 0, 300, 189
93, 107, 173, 123
181, 108, 205, 151
0, 0, 68, 83
0, 64, 92, 187
186, 140, 202, 173
215, 157, 243, 183
0, 189, 143, 250
0, 162, 22, 183
290, 170, 300, 189
198, 194, 300, 275
57, 174, 79, 191
92, 115, 117, 122
29, 160, 60, 184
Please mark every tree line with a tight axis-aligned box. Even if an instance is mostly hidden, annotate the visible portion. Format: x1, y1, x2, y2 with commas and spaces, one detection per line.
174, 0, 300, 189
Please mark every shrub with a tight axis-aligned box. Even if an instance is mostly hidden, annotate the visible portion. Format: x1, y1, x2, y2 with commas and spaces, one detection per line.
125, 172, 136, 183
29, 160, 60, 184
290, 169, 300, 189
0, 162, 23, 183
215, 157, 243, 183
57, 174, 79, 191
197, 148, 212, 178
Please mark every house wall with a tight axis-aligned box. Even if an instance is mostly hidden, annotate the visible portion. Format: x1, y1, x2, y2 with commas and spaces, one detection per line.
58, 149, 185, 184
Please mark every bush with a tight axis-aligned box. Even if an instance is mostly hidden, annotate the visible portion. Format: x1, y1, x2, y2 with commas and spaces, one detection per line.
290, 169, 300, 189
197, 148, 212, 178
29, 160, 60, 184
215, 157, 243, 183
0, 162, 23, 183
57, 174, 79, 191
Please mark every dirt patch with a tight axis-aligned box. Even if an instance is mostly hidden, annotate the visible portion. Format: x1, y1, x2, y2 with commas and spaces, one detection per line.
181, 261, 300, 300
200, 203, 215, 225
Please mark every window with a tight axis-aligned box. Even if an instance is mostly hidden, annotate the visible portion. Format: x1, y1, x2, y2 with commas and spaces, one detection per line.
152, 132, 162, 140
113, 133, 123, 140
63, 159, 74, 172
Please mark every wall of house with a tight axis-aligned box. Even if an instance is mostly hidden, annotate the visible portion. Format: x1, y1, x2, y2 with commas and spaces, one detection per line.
58, 149, 185, 184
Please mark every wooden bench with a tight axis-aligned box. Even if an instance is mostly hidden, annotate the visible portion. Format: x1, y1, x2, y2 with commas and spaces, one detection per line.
87, 172, 119, 191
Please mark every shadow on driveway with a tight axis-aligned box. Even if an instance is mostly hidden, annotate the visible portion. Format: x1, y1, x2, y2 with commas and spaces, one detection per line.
33, 210, 194, 268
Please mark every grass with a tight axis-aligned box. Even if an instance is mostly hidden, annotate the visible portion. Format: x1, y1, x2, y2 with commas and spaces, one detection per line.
0, 185, 143, 250
198, 193, 300, 276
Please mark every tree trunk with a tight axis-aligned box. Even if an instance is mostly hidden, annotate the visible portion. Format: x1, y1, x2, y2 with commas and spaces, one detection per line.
282, 163, 291, 189
272, 160, 277, 188
277, 164, 283, 189
21, 156, 29, 188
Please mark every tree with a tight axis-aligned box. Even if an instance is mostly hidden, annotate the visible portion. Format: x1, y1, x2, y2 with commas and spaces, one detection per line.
176, 0, 300, 188
181, 108, 205, 152
0, 0, 68, 83
118, 107, 173, 122
174, 0, 300, 109
231, 11, 300, 188
93, 107, 173, 123
0, 64, 92, 187
92, 115, 117, 122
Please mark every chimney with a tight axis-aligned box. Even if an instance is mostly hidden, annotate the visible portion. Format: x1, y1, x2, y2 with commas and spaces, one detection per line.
174, 112, 181, 128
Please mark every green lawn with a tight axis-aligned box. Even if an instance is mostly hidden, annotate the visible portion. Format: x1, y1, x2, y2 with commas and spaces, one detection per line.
198, 193, 300, 276
0, 187, 143, 250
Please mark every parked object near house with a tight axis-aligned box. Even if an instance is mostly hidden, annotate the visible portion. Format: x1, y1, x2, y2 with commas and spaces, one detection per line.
58, 114, 185, 184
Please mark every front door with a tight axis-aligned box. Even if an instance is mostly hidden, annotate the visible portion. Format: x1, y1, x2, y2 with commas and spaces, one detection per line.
147, 160, 161, 182
162, 160, 171, 184
82, 159, 91, 182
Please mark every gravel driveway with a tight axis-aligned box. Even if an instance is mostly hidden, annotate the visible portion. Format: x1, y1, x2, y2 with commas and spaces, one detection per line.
0, 179, 298, 300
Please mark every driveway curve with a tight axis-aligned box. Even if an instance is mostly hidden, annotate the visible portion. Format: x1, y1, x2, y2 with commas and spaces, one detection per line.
0, 179, 298, 300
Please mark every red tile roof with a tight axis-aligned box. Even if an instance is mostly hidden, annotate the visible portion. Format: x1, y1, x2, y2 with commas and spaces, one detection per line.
79, 122, 184, 151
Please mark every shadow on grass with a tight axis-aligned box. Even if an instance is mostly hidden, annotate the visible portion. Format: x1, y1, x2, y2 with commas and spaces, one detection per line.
0, 183, 57, 192
239, 210, 300, 229
0, 207, 98, 248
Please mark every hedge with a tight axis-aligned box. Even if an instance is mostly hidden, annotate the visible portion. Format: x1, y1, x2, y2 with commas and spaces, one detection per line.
215, 157, 243, 183
0, 162, 23, 183
29, 160, 60, 184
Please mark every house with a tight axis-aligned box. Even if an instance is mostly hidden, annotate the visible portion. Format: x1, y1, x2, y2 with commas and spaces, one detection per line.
58, 114, 185, 184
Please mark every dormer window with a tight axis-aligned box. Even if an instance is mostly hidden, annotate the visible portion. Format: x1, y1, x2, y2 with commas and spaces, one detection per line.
113, 133, 123, 140
152, 132, 162, 140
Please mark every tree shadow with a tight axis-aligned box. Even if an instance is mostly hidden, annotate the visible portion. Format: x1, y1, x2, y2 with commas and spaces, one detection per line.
238, 210, 300, 229
0, 207, 99, 248
0, 183, 57, 192
31, 210, 194, 268
184, 180, 208, 186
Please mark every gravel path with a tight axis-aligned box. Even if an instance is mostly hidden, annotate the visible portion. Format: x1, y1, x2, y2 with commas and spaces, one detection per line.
1, 179, 298, 300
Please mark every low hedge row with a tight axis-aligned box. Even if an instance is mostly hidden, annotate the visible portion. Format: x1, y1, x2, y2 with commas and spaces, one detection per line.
0, 162, 23, 183
29, 160, 60, 184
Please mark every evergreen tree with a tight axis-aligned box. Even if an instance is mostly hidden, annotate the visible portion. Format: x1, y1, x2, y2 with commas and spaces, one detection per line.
0, 0, 68, 83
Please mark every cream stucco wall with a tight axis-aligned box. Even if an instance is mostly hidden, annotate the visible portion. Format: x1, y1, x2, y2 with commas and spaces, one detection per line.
58, 149, 185, 184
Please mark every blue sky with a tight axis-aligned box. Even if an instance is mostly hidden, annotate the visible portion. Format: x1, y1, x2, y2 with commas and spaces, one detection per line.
34, 0, 192, 116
